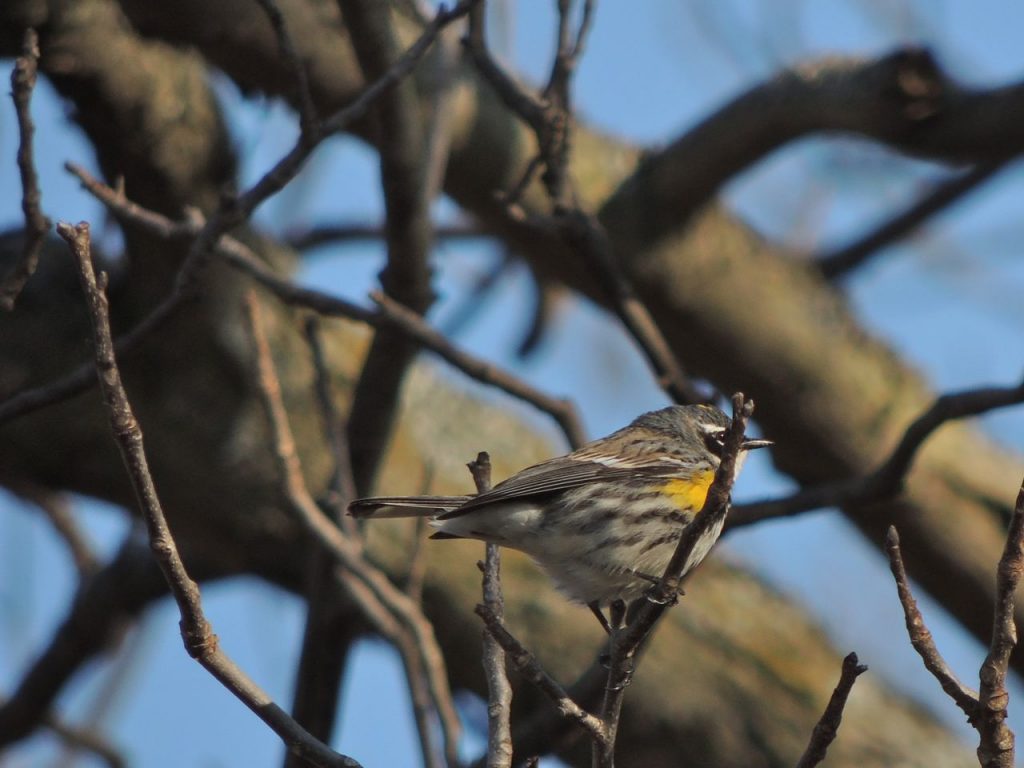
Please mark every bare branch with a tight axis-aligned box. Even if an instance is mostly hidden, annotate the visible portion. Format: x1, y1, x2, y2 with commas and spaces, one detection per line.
463, 2, 706, 405
20, 702, 126, 768
469, 452, 513, 768
557, 211, 710, 405
56, 220, 361, 768
285, 317, 363, 766
731, 379, 1024, 527
40, 165, 590, 454
795, 652, 868, 768
286, 222, 487, 251
0, 1, 474, 427
253, 0, 318, 134
0, 539, 174, 748
592, 394, 752, 766
976, 477, 1024, 768
10, 485, 98, 577
817, 161, 1006, 280
474, 603, 607, 747
245, 292, 460, 767
232, 0, 478, 228
1, 29, 51, 311
885, 526, 978, 719
619, 49, 1024, 239
371, 290, 586, 448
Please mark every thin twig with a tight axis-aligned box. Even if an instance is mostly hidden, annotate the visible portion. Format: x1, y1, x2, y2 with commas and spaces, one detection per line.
56, 221, 361, 768
371, 291, 586, 448
731, 379, 1024, 528
0, 538, 173, 747
595, 393, 752, 767
474, 603, 607, 747
10, 485, 98, 577
303, 316, 359, 533
557, 211, 709, 405
795, 653, 868, 768
884, 526, 978, 720
474, 661, 608, 768
42, 165, 589, 451
403, 464, 436, 603
464, 2, 706, 406
254, 0, 318, 134
245, 292, 460, 767
976, 477, 1024, 768
469, 452, 513, 768
284, 316, 363, 766
463, 5, 546, 137
2, 29, 51, 310
817, 161, 1006, 280
31, 704, 125, 768
0, 2, 474, 427
287, 222, 486, 251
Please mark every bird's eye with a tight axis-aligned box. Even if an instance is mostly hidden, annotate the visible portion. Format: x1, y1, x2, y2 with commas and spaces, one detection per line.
703, 432, 726, 457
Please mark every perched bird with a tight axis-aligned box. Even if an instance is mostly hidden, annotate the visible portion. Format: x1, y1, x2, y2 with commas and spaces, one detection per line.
349, 404, 770, 623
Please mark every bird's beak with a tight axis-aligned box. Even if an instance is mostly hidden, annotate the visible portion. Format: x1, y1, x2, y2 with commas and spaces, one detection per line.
741, 438, 773, 451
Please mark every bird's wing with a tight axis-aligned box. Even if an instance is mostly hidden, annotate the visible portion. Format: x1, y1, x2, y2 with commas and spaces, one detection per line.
438, 453, 693, 519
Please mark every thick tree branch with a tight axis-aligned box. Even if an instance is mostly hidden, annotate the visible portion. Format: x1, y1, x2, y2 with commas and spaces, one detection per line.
338, 0, 438, 492
619, 50, 1024, 237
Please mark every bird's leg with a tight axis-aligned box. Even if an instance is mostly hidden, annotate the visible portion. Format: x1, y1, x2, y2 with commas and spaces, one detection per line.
588, 601, 613, 635
637, 569, 684, 606
609, 599, 627, 631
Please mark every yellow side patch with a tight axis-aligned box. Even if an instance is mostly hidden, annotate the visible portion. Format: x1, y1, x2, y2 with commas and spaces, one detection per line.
659, 470, 716, 513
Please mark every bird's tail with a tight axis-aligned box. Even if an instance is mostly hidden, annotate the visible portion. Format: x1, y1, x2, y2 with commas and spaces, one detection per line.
347, 495, 470, 520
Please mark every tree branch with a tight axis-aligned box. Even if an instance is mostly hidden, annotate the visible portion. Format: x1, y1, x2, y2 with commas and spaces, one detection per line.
795, 652, 868, 768
730, 379, 1024, 527
595, 393, 752, 767
469, 452, 514, 768
56, 220, 362, 768
884, 526, 978, 720
976, 477, 1024, 768
1, 28, 50, 310
246, 292, 460, 767
817, 161, 1007, 280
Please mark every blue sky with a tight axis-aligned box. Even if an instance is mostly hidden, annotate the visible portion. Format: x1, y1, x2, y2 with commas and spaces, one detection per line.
3, 1, 1024, 765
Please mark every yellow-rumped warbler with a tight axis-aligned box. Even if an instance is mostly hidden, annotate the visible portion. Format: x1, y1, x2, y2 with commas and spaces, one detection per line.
349, 404, 770, 614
